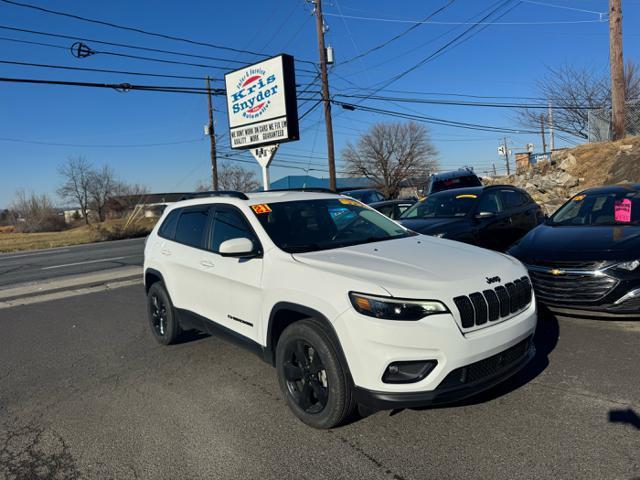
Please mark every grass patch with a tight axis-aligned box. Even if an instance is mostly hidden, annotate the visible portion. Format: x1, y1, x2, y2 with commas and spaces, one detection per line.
0, 218, 157, 253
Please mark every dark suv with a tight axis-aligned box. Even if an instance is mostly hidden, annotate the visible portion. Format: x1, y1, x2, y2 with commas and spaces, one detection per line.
423, 168, 482, 196
399, 185, 544, 251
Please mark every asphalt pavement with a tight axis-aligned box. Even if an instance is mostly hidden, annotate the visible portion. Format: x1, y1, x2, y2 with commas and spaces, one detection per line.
0, 238, 145, 288
0, 285, 638, 480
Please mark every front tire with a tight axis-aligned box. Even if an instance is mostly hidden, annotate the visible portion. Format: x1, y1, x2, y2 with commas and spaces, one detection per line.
276, 318, 355, 429
147, 282, 181, 345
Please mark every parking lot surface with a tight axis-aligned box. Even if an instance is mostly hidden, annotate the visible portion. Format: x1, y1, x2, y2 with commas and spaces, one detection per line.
1, 285, 638, 479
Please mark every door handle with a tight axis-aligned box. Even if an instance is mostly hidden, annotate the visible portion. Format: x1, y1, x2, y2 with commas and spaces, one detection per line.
161, 249, 172, 256
199, 260, 215, 268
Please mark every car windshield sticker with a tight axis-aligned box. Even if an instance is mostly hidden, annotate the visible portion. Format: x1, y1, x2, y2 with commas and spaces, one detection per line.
614, 198, 632, 223
456, 194, 477, 199
339, 198, 364, 207
251, 204, 272, 214
573, 194, 586, 201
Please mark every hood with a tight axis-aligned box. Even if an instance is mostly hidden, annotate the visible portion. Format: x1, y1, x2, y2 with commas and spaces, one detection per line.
511, 223, 640, 262
399, 217, 470, 234
292, 235, 526, 299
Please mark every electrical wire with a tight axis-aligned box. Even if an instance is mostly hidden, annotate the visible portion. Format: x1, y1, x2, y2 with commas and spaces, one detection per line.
338, 0, 456, 66
324, 12, 606, 25
0, 0, 317, 65
0, 136, 205, 148
0, 59, 218, 81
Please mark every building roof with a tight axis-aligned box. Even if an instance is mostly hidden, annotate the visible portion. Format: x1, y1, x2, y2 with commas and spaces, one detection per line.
268, 175, 375, 191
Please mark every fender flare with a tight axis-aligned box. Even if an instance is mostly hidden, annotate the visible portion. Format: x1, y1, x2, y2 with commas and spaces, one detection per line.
264, 302, 352, 381
144, 268, 165, 292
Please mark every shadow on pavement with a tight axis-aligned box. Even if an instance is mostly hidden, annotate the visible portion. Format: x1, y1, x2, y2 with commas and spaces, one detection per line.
609, 408, 640, 430
173, 329, 210, 345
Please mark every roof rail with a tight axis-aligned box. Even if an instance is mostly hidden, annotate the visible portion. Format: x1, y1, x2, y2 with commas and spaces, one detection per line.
260, 188, 339, 194
178, 191, 249, 201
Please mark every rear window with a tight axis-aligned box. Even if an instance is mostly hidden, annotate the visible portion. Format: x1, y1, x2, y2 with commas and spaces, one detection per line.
431, 175, 482, 194
158, 209, 180, 240
174, 209, 209, 248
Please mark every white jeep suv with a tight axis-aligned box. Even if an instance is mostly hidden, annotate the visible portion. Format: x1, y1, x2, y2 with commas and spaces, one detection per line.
144, 190, 537, 428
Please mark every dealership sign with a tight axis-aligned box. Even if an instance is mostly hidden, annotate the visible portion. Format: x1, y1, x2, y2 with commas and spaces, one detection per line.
225, 54, 299, 150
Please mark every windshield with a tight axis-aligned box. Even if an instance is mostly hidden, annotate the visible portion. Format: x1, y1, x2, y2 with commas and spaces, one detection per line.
431, 175, 481, 194
549, 191, 640, 226
251, 198, 411, 253
401, 192, 478, 219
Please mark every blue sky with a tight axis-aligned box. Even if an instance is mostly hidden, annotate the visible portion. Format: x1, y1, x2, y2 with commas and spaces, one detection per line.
1, 0, 638, 208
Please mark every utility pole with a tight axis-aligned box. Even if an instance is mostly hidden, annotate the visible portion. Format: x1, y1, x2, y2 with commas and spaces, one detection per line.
540, 114, 547, 154
492, 163, 497, 176
313, 0, 337, 191
503, 137, 511, 176
609, 0, 625, 140
548, 103, 555, 151
206, 76, 218, 190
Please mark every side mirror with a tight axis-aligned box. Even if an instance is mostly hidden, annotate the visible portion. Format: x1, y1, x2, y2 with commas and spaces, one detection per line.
219, 237, 257, 257
475, 211, 495, 219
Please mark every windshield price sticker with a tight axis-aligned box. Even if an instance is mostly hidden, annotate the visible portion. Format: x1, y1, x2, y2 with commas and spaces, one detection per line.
251, 204, 272, 214
339, 198, 364, 207
456, 194, 477, 199
573, 194, 586, 201
614, 198, 632, 223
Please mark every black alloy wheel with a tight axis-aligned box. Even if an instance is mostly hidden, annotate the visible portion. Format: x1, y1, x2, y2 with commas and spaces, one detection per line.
146, 282, 181, 345
282, 340, 329, 414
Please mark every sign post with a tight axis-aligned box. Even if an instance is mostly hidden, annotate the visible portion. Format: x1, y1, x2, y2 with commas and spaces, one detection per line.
225, 54, 299, 190
250, 145, 279, 190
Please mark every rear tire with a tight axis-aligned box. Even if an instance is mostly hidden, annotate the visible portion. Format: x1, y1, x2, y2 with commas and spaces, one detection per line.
147, 282, 181, 345
276, 318, 355, 429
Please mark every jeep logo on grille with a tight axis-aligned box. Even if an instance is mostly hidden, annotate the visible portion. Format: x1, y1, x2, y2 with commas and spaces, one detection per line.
486, 276, 501, 284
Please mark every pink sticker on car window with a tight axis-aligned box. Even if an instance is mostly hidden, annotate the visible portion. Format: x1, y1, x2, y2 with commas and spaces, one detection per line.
614, 198, 632, 223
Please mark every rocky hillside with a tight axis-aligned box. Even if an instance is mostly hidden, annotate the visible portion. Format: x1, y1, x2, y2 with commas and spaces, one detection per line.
487, 135, 640, 214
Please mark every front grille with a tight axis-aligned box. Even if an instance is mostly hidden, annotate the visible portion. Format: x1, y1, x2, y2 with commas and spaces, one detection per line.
438, 336, 532, 388
527, 268, 618, 304
453, 276, 532, 329
528, 259, 611, 270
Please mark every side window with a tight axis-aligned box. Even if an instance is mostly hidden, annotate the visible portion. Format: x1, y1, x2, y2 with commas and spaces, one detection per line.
210, 207, 256, 253
477, 191, 502, 214
501, 190, 527, 209
397, 204, 412, 215
158, 209, 180, 240
378, 205, 394, 218
374, 192, 385, 202
174, 209, 209, 248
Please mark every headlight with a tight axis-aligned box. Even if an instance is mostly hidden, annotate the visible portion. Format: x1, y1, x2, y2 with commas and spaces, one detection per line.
616, 260, 640, 271
432, 232, 446, 238
349, 292, 449, 321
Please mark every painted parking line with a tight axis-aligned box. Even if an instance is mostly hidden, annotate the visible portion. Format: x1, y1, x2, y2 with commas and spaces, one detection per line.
41, 256, 135, 270
0, 249, 71, 260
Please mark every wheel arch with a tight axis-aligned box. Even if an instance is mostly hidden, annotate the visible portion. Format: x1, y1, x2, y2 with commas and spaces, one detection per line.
144, 268, 165, 293
264, 302, 351, 379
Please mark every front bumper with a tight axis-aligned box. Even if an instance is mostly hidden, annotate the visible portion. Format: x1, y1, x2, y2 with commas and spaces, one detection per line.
332, 301, 537, 398
354, 337, 535, 410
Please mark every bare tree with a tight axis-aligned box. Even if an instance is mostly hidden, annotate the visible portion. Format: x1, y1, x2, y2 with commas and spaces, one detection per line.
11, 190, 65, 232
342, 122, 438, 198
57, 156, 92, 224
195, 162, 260, 192
518, 61, 640, 140
88, 165, 118, 222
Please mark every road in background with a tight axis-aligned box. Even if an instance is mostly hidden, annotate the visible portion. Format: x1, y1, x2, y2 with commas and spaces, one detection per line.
0, 286, 638, 479
0, 238, 145, 287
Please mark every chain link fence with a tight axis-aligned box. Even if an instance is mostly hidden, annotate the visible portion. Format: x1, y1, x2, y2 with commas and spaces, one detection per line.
588, 100, 640, 142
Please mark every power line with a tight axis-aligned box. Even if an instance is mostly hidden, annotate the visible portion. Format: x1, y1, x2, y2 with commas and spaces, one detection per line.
0, 36, 319, 77
0, 59, 218, 81
0, 0, 316, 65
333, 93, 601, 110
338, 0, 456, 66
332, 100, 540, 134
324, 12, 606, 25
0, 136, 205, 148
